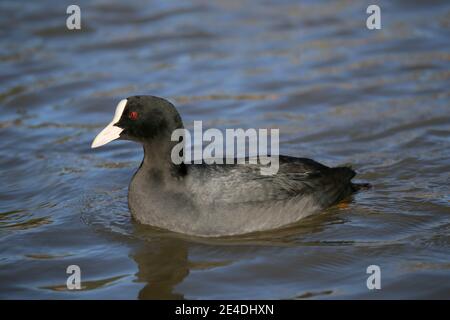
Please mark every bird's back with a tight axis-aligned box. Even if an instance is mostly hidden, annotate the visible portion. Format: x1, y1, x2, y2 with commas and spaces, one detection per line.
185, 155, 356, 207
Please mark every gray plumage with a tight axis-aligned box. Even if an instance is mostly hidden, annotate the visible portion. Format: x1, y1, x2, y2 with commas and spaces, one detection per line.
93, 96, 369, 237
129, 155, 358, 236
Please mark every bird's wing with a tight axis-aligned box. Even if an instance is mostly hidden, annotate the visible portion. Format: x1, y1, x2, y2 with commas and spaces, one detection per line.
186, 156, 355, 205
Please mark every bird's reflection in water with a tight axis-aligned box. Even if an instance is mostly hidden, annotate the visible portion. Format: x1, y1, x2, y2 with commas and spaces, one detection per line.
129, 205, 348, 299
131, 237, 189, 300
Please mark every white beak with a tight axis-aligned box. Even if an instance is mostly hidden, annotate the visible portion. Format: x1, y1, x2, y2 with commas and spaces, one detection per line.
91, 99, 128, 148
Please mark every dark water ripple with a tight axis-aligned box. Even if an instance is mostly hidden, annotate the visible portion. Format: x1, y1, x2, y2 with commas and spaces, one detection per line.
0, 0, 449, 299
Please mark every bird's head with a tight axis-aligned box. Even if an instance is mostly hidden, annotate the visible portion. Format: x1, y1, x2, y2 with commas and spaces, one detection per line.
91, 95, 183, 148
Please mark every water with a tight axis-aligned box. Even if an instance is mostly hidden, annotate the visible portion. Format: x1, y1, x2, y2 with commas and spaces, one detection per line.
1, 0, 449, 299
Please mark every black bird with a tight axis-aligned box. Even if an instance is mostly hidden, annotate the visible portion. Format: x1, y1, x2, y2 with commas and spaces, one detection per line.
92, 96, 369, 237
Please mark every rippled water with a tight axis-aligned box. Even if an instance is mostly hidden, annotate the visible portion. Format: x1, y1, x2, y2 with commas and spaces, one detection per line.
1, 0, 449, 299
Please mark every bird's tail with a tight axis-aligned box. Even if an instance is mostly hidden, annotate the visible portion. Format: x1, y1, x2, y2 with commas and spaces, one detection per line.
351, 182, 372, 192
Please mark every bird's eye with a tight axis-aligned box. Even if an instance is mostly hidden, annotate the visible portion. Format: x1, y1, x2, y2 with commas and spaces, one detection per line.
128, 111, 139, 121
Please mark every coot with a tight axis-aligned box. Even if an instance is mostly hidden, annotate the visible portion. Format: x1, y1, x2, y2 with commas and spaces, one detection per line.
92, 96, 369, 236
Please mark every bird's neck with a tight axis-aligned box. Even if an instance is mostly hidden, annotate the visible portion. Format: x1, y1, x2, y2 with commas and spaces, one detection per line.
141, 139, 186, 179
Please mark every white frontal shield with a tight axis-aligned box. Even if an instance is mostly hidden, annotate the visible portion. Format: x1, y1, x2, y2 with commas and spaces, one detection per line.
91, 99, 128, 148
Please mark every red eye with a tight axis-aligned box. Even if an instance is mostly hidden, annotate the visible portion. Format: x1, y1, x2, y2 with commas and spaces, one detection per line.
129, 111, 139, 120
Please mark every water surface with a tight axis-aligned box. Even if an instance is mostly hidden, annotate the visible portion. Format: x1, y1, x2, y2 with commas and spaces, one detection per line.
1, 0, 449, 299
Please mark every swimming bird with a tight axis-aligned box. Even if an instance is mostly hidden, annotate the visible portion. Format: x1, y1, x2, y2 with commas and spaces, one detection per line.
91, 96, 369, 237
